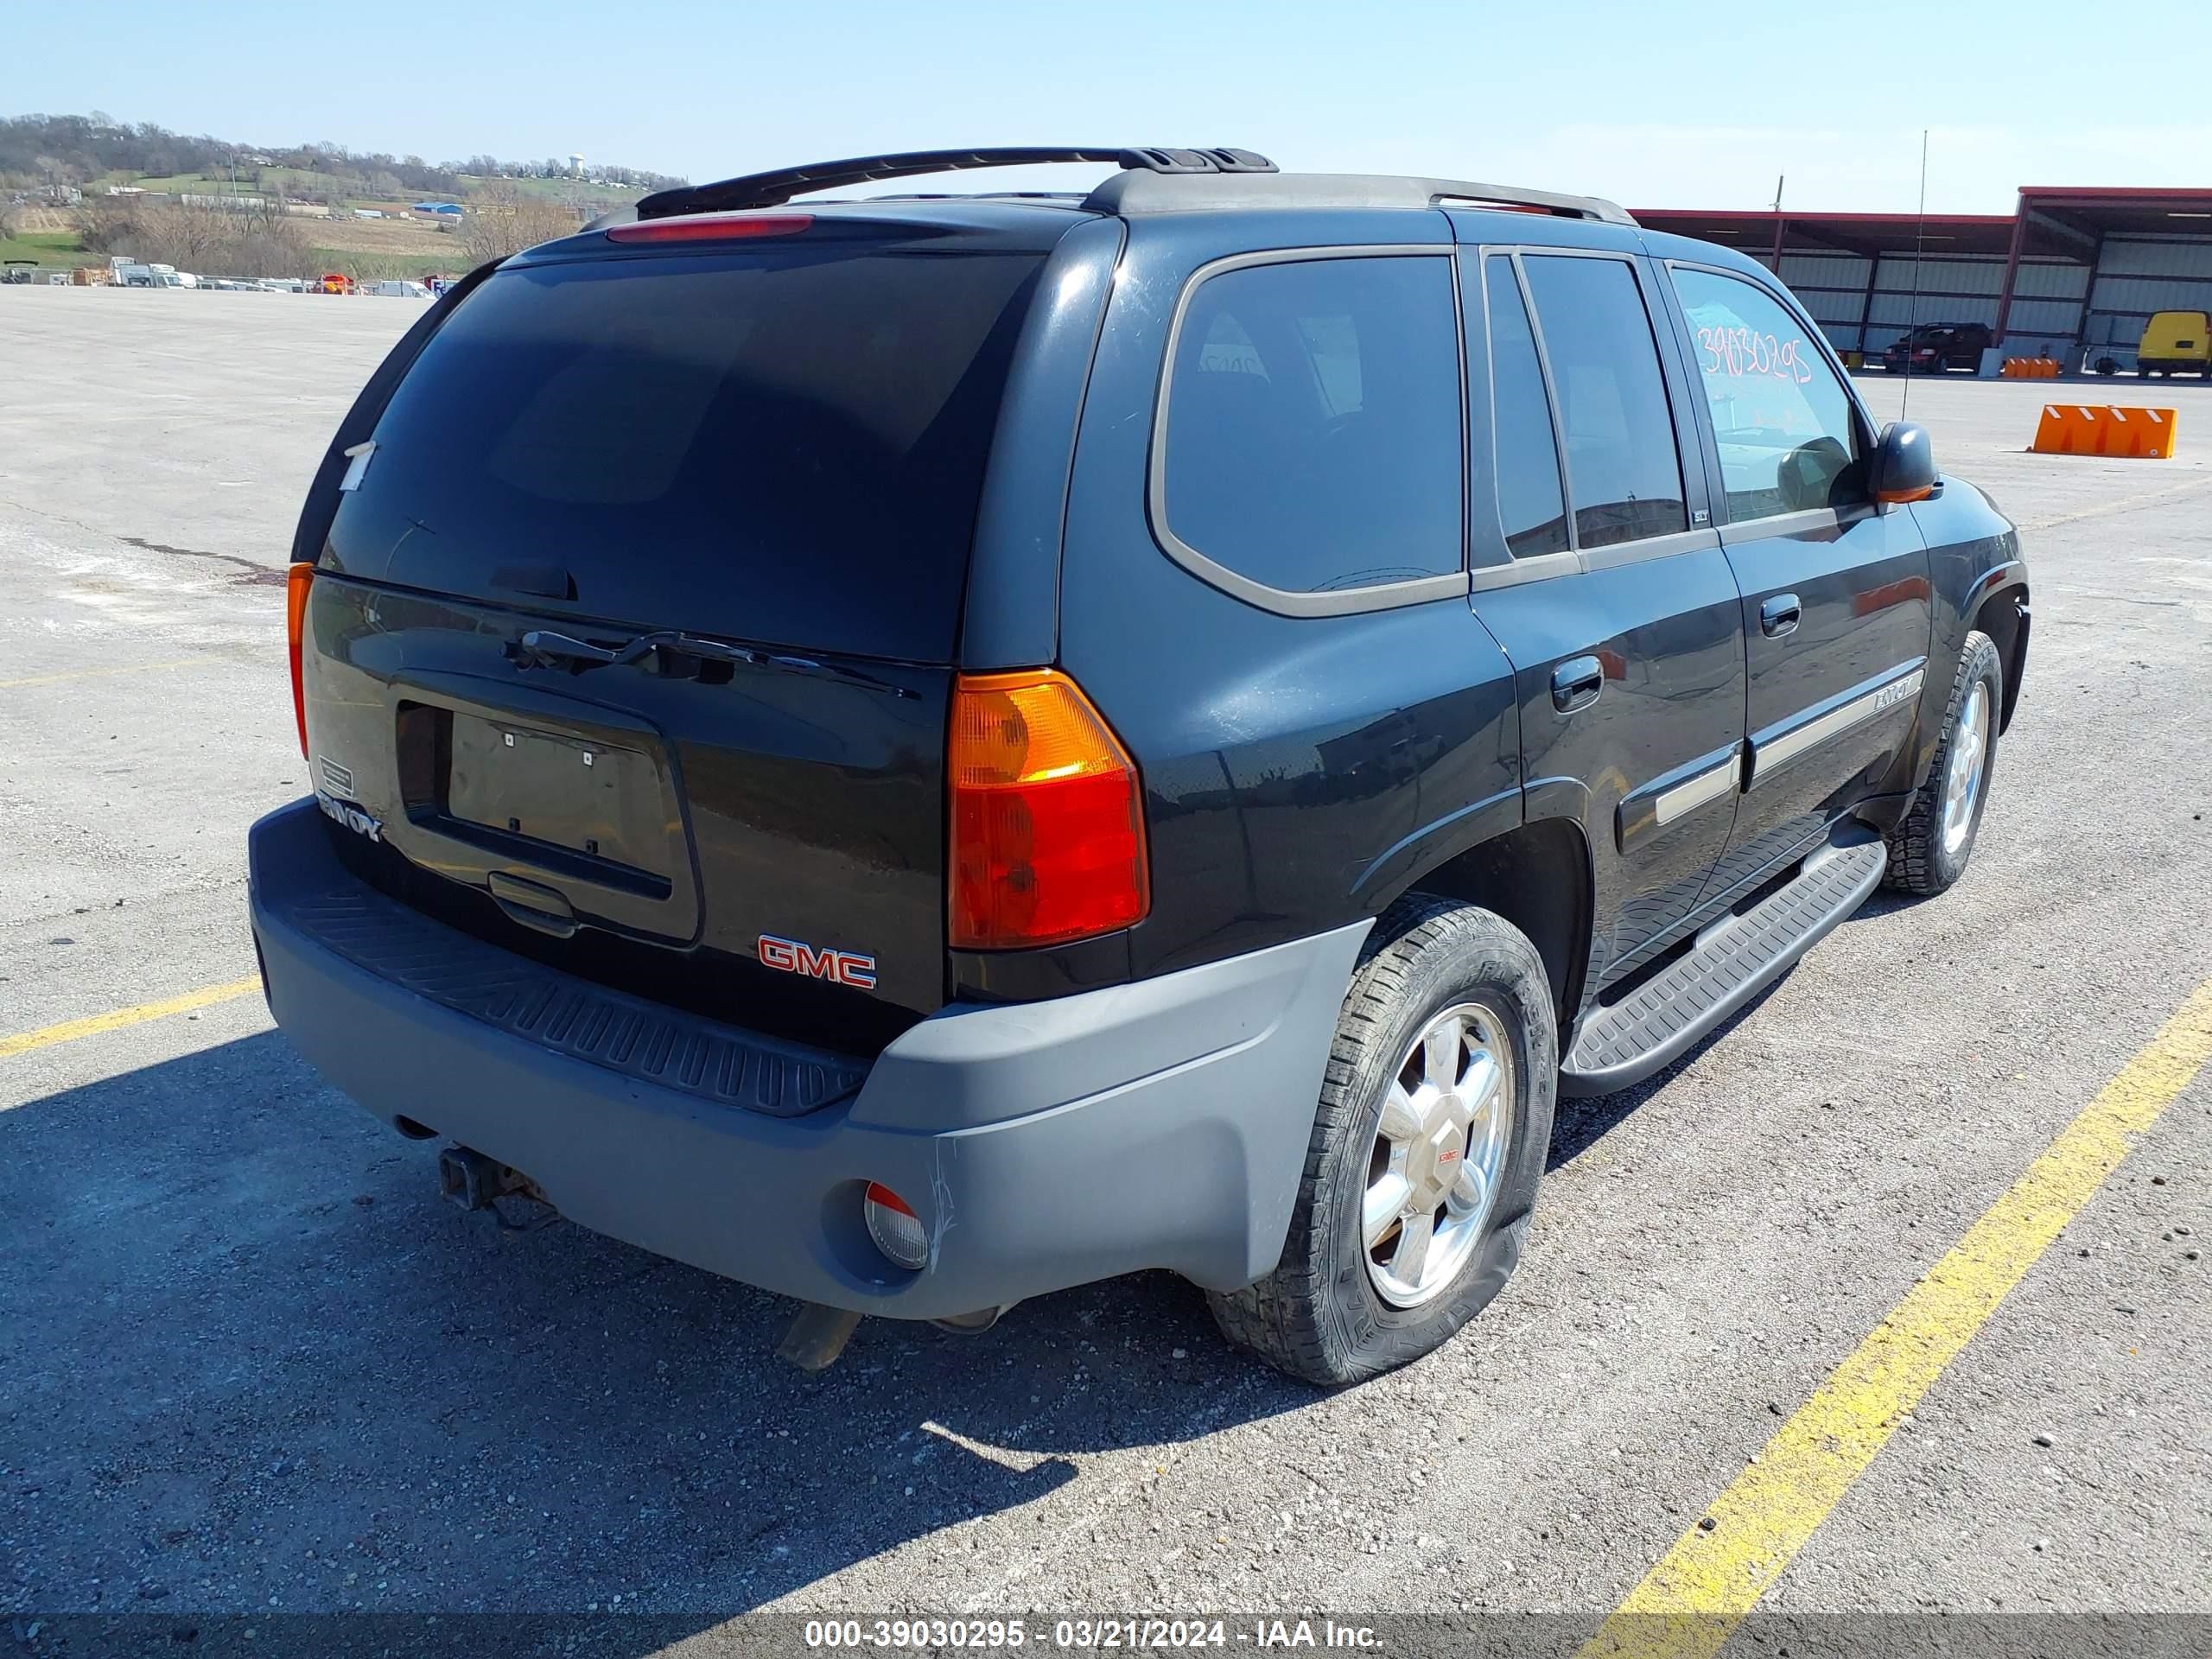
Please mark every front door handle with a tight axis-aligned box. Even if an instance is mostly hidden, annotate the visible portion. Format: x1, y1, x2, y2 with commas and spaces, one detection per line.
1760, 594, 1803, 638
1551, 655, 1604, 714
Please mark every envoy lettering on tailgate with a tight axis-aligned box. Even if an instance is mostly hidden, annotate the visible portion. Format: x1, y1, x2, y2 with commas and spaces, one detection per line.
757, 934, 878, 990
315, 792, 384, 843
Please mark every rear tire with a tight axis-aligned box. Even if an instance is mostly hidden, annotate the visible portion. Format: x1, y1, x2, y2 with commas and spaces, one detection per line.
1207, 896, 1557, 1386
1885, 631, 2002, 896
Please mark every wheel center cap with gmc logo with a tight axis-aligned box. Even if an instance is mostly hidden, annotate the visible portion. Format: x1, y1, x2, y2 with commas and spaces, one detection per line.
1404, 1097, 1471, 1212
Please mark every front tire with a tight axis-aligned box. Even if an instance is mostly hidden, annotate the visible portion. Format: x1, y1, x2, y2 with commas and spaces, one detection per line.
1208, 897, 1557, 1386
1886, 630, 2002, 896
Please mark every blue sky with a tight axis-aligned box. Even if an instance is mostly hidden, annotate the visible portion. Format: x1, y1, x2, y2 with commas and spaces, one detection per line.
9, 0, 2209, 213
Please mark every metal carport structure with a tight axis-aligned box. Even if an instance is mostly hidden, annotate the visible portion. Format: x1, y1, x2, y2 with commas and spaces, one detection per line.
1636, 186, 2212, 373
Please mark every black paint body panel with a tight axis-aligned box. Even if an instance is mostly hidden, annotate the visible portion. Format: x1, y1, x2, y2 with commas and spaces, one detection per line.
299, 577, 947, 1053
286, 200, 2027, 1061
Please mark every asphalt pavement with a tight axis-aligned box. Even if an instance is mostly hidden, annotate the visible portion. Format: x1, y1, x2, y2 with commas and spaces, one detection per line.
3, 286, 2208, 1649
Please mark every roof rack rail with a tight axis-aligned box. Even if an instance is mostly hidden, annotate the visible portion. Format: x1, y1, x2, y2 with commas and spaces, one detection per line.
1427, 180, 1636, 224
1079, 170, 1633, 224
633, 147, 1277, 220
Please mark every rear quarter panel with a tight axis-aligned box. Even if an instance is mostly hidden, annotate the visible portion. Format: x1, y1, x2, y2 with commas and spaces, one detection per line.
1053, 209, 1523, 983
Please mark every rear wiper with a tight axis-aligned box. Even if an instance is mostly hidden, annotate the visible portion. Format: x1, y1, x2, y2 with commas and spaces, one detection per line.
510, 629, 918, 699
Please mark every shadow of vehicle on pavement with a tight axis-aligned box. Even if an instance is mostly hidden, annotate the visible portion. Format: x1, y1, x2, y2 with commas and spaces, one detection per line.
0, 1032, 1311, 1630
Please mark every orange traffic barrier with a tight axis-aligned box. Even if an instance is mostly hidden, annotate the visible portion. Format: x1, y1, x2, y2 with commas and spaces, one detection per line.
2103, 405, 2178, 458
2001, 357, 2062, 378
2031, 406, 2094, 452
2030, 404, 2179, 459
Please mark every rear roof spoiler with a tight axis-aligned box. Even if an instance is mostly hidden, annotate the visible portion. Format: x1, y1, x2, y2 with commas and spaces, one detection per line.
631, 147, 1278, 220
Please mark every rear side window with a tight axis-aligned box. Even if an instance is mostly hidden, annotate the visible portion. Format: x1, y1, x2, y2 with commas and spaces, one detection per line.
1484, 257, 1570, 560
1669, 267, 1860, 521
1159, 255, 1463, 595
1520, 256, 1688, 550
326, 247, 1045, 662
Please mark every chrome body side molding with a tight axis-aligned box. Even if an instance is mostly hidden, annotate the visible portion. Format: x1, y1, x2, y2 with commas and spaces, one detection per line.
1748, 662, 1927, 790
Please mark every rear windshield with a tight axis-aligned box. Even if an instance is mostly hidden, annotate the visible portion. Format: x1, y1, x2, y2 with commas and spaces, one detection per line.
325, 245, 1046, 661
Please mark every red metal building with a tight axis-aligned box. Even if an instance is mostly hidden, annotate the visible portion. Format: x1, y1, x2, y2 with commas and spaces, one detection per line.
1636, 187, 2212, 372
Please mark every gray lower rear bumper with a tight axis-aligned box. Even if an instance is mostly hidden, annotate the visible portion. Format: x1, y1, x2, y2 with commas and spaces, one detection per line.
248, 800, 1366, 1319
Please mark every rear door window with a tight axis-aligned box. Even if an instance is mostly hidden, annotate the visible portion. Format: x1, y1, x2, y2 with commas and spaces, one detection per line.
1159, 254, 1463, 595
1669, 266, 1862, 520
1484, 257, 1571, 560
324, 245, 1046, 662
1519, 255, 1689, 550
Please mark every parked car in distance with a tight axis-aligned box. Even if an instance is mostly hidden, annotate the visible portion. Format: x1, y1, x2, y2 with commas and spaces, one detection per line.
367, 279, 434, 299
1880, 321, 1992, 373
2136, 309, 2211, 377
254, 146, 2029, 1385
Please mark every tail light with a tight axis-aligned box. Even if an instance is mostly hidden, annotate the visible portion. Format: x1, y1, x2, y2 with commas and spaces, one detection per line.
285, 562, 315, 759
948, 670, 1149, 950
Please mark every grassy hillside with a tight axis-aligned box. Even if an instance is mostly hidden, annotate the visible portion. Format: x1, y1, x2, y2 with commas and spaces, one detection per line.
92, 168, 647, 215
456, 174, 647, 200
308, 246, 461, 282
0, 229, 86, 267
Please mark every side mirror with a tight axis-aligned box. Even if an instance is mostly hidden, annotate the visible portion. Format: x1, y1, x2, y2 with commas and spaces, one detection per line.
1869, 421, 1937, 505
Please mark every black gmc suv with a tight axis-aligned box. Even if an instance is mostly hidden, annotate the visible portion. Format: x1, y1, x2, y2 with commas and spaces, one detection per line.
251, 147, 2028, 1385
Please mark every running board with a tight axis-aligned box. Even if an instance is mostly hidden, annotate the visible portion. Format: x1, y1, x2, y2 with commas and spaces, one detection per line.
1560, 832, 1887, 1098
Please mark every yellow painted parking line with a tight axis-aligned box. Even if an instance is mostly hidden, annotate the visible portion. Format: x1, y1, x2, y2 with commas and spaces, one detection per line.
1579, 978, 2212, 1659
0, 976, 263, 1061
0, 658, 215, 690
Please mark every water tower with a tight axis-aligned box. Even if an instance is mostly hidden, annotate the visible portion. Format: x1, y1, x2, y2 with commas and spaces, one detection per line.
568, 153, 584, 177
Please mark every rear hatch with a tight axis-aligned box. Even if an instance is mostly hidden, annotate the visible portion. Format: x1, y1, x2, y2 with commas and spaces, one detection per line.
299, 215, 1056, 1053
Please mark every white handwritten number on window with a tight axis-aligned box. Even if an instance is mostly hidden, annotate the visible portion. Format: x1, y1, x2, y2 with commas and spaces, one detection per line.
1696, 325, 1815, 385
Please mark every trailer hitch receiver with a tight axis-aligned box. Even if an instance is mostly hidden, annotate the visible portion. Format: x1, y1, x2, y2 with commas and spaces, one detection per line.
438, 1145, 533, 1211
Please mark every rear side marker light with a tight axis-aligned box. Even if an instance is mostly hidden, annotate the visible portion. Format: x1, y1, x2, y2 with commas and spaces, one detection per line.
948, 670, 1150, 951
606, 213, 813, 244
286, 562, 314, 759
863, 1182, 930, 1271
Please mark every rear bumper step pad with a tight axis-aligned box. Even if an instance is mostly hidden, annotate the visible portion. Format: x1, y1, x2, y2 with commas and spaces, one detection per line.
1561, 831, 1887, 1098
252, 800, 864, 1118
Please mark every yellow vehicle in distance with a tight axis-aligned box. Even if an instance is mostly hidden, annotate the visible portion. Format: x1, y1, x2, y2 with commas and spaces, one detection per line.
2138, 309, 2211, 378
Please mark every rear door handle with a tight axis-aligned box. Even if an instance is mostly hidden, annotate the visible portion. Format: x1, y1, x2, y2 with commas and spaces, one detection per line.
1760, 594, 1803, 638
1551, 655, 1604, 714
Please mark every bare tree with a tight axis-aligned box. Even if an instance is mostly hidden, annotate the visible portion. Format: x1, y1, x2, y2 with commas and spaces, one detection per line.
458, 182, 582, 264
86, 195, 316, 279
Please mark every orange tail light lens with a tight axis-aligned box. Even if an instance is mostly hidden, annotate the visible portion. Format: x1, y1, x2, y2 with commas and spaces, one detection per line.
286, 562, 315, 759
948, 670, 1149, 950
